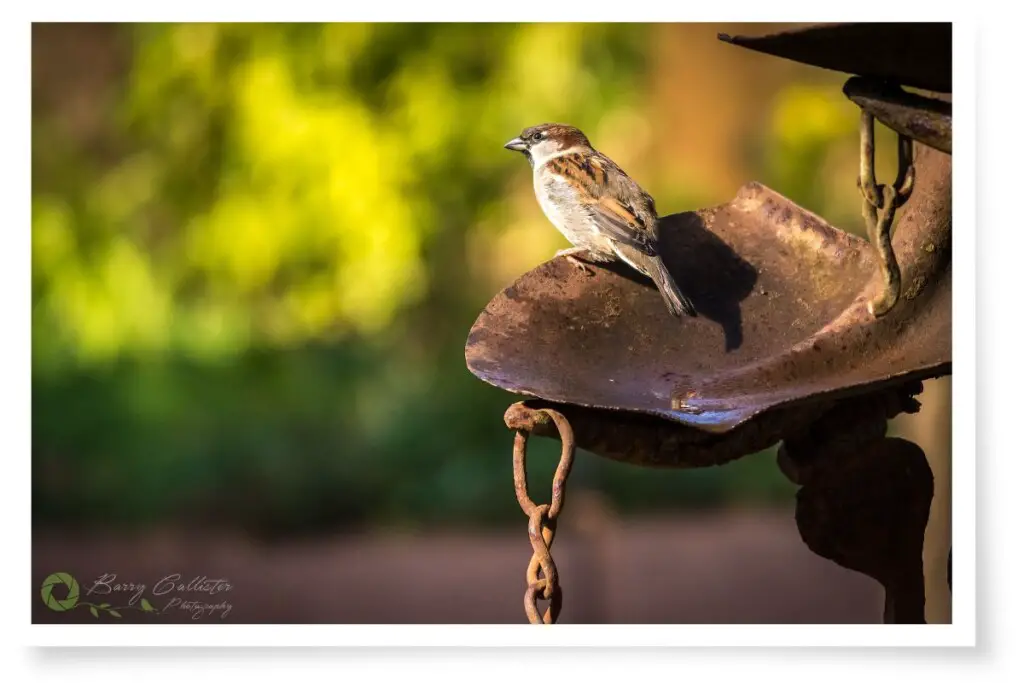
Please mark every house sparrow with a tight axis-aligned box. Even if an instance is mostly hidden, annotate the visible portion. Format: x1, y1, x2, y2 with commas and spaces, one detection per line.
504, 123, 696, 318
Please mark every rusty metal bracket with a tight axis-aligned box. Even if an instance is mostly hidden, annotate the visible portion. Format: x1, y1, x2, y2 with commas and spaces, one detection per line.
506, 402, 576, 624
858, 110, 915, 318
844, 76, 951, 154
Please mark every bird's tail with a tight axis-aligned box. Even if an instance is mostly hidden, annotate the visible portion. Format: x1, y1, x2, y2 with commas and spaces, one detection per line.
647, 256, 696, 318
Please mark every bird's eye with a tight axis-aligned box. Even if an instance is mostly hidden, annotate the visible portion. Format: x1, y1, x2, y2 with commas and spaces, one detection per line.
532, 132, 544, 142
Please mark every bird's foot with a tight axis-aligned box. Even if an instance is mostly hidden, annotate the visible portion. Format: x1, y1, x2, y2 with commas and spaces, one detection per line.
556, 248, 595, 276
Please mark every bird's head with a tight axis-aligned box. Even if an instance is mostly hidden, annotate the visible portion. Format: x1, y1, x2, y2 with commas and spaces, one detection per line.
504, 123, 592, 167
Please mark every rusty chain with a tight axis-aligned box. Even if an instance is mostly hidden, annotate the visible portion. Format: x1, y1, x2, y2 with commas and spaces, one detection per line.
858, 109, 915, 318
504, 403, 576, 624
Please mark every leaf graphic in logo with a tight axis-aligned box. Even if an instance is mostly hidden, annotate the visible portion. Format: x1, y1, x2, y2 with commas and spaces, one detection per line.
109, 610, 121, 618
141, 598, 154, 612
100, 603, 110, 609
89, 606, 99, 618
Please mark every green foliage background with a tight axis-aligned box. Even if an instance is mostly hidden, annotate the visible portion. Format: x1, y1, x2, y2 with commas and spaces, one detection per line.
32, 23, 878, 535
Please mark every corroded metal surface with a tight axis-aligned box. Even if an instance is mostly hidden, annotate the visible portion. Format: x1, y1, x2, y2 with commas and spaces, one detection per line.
718, 23, 952, 93
858, 111, 916, 317
465, 145, 951, 445
504, 398, 828, 469
844, 77, 952, 154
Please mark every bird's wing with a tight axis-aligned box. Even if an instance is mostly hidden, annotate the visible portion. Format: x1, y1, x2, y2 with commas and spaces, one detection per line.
587, 195, 658, 256
546, 152, 658, 256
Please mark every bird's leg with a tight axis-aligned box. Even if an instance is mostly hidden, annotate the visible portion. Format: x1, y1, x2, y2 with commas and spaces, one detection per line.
555, 247, 602, 275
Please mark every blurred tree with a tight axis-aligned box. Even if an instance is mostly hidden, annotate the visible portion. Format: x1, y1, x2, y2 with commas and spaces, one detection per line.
33, 23, 650, 368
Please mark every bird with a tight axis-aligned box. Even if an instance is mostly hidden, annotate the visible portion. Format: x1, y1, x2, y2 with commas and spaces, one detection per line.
504, 123, 697, 318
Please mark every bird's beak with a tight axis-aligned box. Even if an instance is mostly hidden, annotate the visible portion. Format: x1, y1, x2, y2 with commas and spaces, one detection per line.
504, 137, 528, 152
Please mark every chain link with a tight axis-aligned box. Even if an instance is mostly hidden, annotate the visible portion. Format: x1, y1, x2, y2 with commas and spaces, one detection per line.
858, 110, 915, 318
507, 404, 575, 624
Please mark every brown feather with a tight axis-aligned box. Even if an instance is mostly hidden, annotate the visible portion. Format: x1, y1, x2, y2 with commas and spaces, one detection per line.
543, 151, 658, 256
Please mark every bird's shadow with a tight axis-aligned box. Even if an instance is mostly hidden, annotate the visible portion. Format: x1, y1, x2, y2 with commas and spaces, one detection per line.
591, 212, 758, 352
